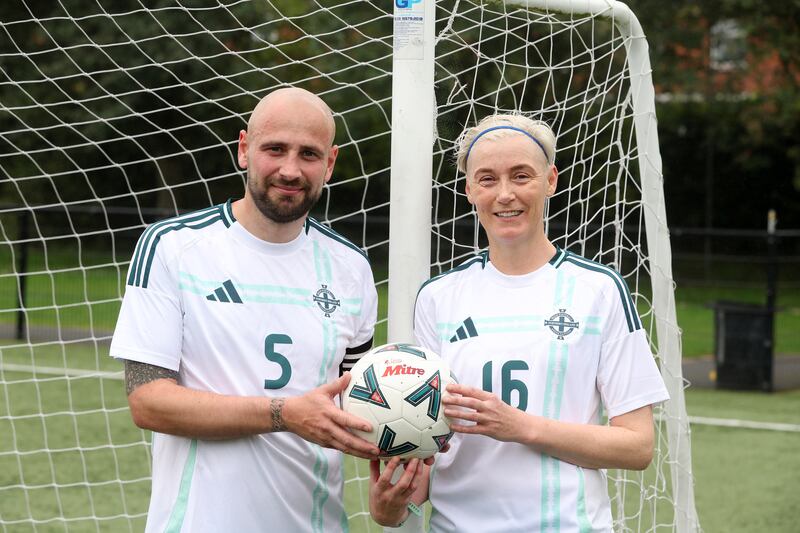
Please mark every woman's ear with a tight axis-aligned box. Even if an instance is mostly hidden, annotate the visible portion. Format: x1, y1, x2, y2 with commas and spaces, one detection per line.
546, 165, 558, 197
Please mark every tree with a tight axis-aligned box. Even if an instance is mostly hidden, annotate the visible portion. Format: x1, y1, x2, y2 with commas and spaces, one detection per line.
0, 1, 394, 248
626, 0, 800, 229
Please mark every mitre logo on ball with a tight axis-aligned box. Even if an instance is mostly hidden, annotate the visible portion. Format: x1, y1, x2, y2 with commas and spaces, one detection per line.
342, 343, 456, 459
382, 363, 425, 377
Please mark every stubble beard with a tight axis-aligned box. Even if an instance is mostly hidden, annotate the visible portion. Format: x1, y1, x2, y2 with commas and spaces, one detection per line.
248, 174, 322, 224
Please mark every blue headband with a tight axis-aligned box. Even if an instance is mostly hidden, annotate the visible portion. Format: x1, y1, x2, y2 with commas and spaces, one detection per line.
464, 125, 550, 165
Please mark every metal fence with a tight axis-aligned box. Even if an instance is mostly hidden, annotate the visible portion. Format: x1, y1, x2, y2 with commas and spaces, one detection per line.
2, 203, 798, 341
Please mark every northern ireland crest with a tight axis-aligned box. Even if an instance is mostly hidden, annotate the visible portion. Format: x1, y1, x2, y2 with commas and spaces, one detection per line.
313, 284, 340, 317
544, 309, 580, 340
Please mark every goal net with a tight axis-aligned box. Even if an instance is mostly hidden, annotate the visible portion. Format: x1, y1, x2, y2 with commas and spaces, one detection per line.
0, 1, 697, 531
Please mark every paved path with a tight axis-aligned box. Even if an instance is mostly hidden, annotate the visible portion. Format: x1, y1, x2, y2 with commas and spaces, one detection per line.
682, 354, 800, 391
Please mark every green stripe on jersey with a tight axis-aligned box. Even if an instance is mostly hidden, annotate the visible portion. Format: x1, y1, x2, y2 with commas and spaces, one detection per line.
164, 438, 198, 533
541, 341, 569, 532
127, 204, 219, 285
436, 314, 546, 340
576, 467, 592, 533
417, 251, 488, 295
339, 297, 363, 315
181, 271, 307, 296
540, 268, 573, 532
179, 272, 347, 308
129, 205, 228, 288
221, 198, 235, 226
549, 247, 567, 268
317, 315, 338, 386
313, 239, 334, 284
129, 205, 220, 286
584, 316, 602, 336
560, 252, 641, 333
306, 217, 368, 260
311, 445, 330, 533
310, 241, 339, 532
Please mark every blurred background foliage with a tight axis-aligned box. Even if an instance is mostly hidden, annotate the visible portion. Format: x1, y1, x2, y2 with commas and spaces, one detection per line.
626, 0, 800, 229
1, 0, 798, 272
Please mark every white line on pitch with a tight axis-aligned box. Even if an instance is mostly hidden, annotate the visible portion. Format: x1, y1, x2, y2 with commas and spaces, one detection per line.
0, 363, 123, 380
688, 415, 800, 433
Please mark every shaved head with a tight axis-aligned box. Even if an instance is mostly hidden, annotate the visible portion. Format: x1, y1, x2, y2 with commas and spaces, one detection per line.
236, 86, 339, 238
247, 87, 336, 145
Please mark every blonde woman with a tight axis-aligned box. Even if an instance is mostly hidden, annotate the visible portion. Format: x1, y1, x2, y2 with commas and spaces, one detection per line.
370, 115, 669, 532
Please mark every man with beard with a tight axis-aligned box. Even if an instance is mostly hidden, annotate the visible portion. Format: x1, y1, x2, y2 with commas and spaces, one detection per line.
110, 87, 380, 532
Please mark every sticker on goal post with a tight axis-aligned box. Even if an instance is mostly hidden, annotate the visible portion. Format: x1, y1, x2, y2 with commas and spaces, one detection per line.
393, 0, 425, 60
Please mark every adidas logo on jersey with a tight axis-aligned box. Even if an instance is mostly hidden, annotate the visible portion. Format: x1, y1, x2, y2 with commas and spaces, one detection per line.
449, 317, 478, 343
206, 280, 243, 303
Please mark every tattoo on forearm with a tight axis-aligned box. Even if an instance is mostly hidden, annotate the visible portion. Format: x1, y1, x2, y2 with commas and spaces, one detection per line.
270, 398, 287, 432
124, 360, 179, 395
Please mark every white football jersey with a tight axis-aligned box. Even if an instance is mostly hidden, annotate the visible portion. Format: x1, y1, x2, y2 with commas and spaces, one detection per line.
110, 201, 377, 533
414, 248, 669, 533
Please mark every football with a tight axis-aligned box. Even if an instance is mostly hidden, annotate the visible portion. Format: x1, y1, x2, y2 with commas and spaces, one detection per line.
342, 343, 456, 459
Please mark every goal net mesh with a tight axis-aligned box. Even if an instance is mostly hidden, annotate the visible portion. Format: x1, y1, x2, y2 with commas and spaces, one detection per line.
0, 1, 695, 531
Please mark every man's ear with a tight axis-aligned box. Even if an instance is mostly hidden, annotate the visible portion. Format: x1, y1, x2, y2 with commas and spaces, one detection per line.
237, 130, 248, 169
324, 145, 338, 184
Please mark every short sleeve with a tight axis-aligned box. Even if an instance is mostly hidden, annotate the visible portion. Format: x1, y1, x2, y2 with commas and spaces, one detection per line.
109, 233, 183, 371
413, 284, 441, 355
351, 260, 377, 349
597, 329, 670, 419
341, 259, 378, 372
596, 281, 669, 419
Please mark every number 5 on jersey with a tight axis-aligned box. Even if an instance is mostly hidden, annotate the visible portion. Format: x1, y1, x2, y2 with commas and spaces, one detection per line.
264, 334, 292, 389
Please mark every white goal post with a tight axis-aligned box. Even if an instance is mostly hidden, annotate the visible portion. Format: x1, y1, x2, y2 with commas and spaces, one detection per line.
389, 1, 699, 531
0, 1, 697, 531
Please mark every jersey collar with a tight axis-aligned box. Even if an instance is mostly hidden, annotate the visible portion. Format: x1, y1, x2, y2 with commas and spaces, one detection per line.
229, 221, 309, 256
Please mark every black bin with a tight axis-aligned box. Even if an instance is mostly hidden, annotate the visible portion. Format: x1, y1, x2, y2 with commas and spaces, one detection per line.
713, 301, 774, 391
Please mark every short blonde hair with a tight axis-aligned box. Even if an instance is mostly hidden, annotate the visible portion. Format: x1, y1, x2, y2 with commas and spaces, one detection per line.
455, 114, 556, 173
